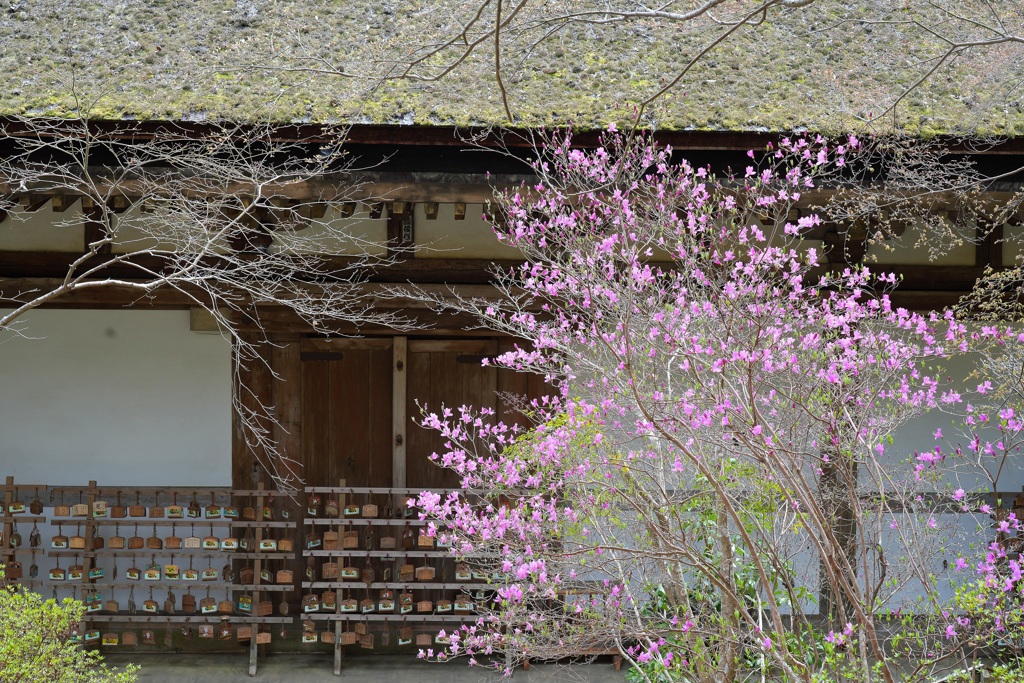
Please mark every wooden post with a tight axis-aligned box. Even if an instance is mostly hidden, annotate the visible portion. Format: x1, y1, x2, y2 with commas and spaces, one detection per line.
271, 336, 303, 490
249, 483, 264, 677
333, 620, 343, 675
81, 481, 98, 650
976, 221, 1003, 270
393, 336, 408, 513
1, 477, 12, 568
231, 333, 274, 489
271, 336, 302, 605
334, 478, 346, 676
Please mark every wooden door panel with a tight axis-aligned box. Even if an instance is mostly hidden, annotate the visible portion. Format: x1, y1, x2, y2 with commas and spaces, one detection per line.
301, 345, 392, 487
495, 338, 549, 432
406, 348, 498, 490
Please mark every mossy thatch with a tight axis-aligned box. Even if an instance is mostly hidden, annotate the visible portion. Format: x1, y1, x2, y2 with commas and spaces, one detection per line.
1, 0, 1022, 135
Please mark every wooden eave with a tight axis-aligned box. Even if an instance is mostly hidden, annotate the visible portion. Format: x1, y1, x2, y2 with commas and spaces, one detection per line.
6, 117, 1024, 154
1, 119, 1023, 318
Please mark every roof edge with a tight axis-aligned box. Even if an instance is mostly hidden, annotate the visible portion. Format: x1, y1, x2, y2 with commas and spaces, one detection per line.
3, 118, 1024, 155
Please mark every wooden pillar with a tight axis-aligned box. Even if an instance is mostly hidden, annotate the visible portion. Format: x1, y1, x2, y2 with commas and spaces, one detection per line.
976, 221, 1003, 270
823, 219, 867, 267
393, 336, 407, 508
249, 483, 265, 676
1, 477, 12, 571
231, 333, 274, 489
271, 335, 303, 492
270, 335, 303, 617
386, 203, 415, 258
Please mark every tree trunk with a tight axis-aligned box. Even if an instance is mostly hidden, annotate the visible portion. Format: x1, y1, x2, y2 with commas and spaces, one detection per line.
818, 452, 859, 627
717, 500, 740, 683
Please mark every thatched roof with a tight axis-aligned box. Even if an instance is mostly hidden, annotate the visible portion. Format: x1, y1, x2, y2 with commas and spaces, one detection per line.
2, 1, 1022, 135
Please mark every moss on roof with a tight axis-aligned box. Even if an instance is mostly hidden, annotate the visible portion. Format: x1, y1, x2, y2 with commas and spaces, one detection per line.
1, 1, 1022, 135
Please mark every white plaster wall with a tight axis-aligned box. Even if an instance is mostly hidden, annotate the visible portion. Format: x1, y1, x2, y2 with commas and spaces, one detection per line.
0, 207, 84, 251
414, 203, 523, 259
270, 204, 388, 257
0, 308, 231, 486
1003, 223, 1024, 266
867, 218, 977, 265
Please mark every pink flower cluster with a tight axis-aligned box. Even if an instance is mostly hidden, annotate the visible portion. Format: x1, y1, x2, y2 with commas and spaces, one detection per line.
411, 128, 1024, 677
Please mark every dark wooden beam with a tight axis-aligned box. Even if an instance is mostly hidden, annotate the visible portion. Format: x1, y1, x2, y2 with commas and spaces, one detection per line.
270, 337, 303, 489
227, 214, 274, 253
0, 278, 196, 308
0, 248, 1000, 291
19, 193, 49, 212
0, 276, 510, 310
302, 202, 328, 219
83, 204, 112, 254
2, 177, 1020, 211
270, 201, 310, 232
386, 204, 414, 258
0, 177, 524, 206
232, 332, 275, 489
6, 117, 1024, 155
976, 222, 1003, 270
887, 290, 966, 311
0, 250, 523, 284
0, 270, 970, 333
807, 263, 988, 292
236, 306, 498, 336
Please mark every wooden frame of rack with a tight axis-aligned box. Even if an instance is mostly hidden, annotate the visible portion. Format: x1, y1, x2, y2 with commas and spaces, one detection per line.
44, 483, 296, 676
3, 477, 512, 674
302, 483, 493, 675
0, 476, 47, 586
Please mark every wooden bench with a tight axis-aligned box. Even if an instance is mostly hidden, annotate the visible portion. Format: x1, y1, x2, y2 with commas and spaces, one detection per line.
517, 587, 625, 672
520, 647, 624, 671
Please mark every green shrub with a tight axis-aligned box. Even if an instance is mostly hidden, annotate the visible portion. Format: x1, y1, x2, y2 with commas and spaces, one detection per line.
0, 567, 138, 683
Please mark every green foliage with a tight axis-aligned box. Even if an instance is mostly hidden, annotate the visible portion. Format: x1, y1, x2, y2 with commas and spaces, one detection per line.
981, 664, 1024, 683
0, 567, 138, 683
945, 663, 1024, 683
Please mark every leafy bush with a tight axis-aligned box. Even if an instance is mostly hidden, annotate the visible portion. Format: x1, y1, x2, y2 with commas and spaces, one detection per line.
0, 567, 138, 683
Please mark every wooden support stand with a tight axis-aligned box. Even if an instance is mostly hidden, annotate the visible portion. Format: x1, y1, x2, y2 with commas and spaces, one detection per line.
303, 483, 488, 676
0, 476, 47, 585
248, 483, 267, 677
41, 483, 296, 675
335, 479, 346, 677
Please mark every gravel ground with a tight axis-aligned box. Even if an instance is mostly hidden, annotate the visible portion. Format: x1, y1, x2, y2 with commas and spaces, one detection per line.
102, 653, 628, 683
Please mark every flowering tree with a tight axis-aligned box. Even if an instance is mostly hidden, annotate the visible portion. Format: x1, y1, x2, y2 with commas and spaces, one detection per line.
413, 130, 1024, 682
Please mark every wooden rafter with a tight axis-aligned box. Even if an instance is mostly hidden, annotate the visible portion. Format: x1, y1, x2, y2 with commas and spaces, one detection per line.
50, 194, 79, 212
83, 203, 112, 254
19, 193, 49, 212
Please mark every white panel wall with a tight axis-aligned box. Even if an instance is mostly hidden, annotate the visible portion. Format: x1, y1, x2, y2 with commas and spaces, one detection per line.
414, 203, 524, 259
0, 207, 84, 251
0, 308, 231, 486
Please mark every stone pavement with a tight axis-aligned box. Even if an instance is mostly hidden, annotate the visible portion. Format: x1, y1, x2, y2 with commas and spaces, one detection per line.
102, 654, 629, 683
